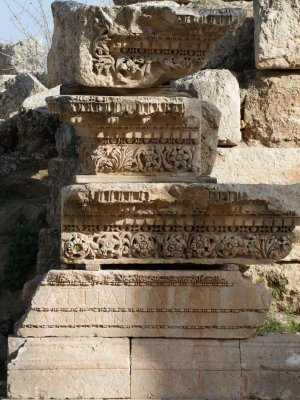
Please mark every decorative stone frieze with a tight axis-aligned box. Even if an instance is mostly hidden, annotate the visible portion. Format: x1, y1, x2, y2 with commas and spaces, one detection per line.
48, 1, 246, 88
15, 269, 271, 339
61, 183, 299, 266
47, 94, 219, 180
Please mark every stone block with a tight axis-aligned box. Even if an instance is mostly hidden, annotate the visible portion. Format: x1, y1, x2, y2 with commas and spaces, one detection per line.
36, 228, 61, 274
0, 38, 45, 75
254, 0, 300, 69
131, 338, 241, 399
213, 147, 300, 184
15, 269, 271, 339
241, 334, 300, 400
243, 71, 300, 147
173, 70, 241, 145
7, 337, 130, 399
48, 94, 220, 180
47, 156, 81, 227
60, 182, 299, 266
48, 1, 246, 88
0, 73, 46, 120
22, 85, 60, 112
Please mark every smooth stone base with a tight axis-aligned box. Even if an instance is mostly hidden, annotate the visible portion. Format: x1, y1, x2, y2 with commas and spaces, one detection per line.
7, 334, 300, 399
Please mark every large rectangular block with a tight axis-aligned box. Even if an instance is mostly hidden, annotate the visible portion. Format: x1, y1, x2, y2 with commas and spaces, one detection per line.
241, 334, 300, 400
16, 269, 270, 339
254, 0, 300, 69
7, 337, 130, 399
61, 183, 299, 267
48, 1, 245, 88
131, 338, 241, 399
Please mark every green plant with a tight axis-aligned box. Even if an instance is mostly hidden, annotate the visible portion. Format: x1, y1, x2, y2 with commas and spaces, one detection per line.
3, 222, 39, 292
259, 313, 300, 335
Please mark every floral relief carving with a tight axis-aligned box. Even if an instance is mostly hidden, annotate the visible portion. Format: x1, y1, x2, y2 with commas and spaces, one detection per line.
131, 233, 157, 258
61, 231, 295, 263
79, 144, 196, 174
160, 233, 188, 258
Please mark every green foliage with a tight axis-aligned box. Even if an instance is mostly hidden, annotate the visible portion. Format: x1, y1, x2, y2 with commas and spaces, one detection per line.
259, 312, 300, 335
3, 223, 38, 291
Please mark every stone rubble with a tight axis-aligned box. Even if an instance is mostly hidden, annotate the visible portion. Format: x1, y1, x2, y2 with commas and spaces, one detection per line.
0, 38, 45, 75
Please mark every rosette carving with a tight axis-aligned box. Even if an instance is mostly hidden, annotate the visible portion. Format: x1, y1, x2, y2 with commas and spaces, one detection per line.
160, 233, 188, 258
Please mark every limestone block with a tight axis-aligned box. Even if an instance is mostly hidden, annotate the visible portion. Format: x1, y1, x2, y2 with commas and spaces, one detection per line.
36, 228, 61, 274
0, 73, 46, 120
243, 71, 300, 147
22, 85, 60, 111
55, 123, 77, 157
15, 269, 271, 339
131, 338, 241, 399
47, 94, 220, 180
213, 148, 300, 184
254, 0, 300, 69
0, 38, 45, 75
60, 183, 299, 266
15, 109, 59, 157
47, 157, 82, 227
173, 70, 241, 145
48, 1, 246, 88
241, 334, 300, 400
7, 337, 130, 399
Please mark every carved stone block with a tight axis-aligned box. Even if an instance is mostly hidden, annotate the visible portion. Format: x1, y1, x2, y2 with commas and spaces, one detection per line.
15, 269, 271, 339
47, 94, 220, 181
60, 183, 298, 266
7, 337, 130, 399
48, 1, 246, 88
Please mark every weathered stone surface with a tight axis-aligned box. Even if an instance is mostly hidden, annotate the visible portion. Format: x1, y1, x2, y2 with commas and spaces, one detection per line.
188, 0, 255, 71
15, 269, 271, 339
15, 109, 59, 158
47, 157, 82, 228
241, 334, 300, 400
22, 85, 60, 111
173, 70, 241, 145
245, 264, 300, 314
0, 38, 45, 75
22, 275, 43, 306
254, 0, 300, 69
201, 101, 220, 175
0, 116, 17, 152
61, 183, 299, 266
243, 71, 300, 147
0, 75, 15, 92
7, 337, 130, 399
0, 73, 46, 120
131, 338, 241, 400
47, 94, 219, 180
36, 228, 61, 274
48, 1, 246, 88
213, 147, 300, 184
55, 123, 77, 157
